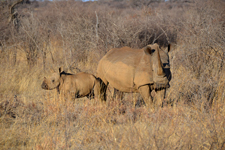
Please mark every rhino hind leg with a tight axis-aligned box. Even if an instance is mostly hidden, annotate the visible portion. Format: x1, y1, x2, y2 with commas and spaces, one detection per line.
138, 85, 153, 108
99, 81, 108, 102
113, 88, 124, 100
135, 99, 146, 108
86, 90, 94, 99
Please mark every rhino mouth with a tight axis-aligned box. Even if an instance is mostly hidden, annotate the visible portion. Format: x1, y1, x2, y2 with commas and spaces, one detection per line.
41, 82, 49, 90
150, 83, 170, 90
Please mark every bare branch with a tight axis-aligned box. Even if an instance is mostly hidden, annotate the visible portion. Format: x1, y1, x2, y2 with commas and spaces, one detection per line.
8, 0, 23, 24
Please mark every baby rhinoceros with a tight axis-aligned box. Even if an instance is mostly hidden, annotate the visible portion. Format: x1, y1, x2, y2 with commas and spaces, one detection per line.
41, 67, 101, 101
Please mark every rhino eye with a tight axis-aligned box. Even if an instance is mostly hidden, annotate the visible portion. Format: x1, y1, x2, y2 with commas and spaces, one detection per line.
52, 79, 55, 83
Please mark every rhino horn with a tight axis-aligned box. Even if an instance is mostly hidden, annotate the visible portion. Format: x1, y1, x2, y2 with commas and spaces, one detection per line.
156, 46, 164, 76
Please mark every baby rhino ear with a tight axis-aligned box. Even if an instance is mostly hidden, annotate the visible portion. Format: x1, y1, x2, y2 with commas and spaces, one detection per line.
144, 46, 153, 55
59, 67, 63, 73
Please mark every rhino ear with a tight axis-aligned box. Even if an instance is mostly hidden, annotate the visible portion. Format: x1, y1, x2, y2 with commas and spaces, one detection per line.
144, 46, 153, 55
165, 44, 171, 53
59, 67, 63, 73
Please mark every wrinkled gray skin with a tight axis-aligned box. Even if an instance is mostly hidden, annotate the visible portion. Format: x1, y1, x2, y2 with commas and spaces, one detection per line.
97, 43, 171, 108
41, 68, 101, 100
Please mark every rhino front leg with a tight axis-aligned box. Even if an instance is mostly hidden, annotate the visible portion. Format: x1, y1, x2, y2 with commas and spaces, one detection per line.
154, 89, 166, 108
138, 85, 153, 108
60, 89, 72, 102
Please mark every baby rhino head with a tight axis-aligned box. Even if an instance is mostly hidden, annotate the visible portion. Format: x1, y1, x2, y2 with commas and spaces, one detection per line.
41, 68, 62, 90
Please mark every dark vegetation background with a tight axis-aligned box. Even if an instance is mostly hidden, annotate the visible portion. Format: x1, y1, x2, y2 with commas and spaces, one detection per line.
0, 0, 225, 149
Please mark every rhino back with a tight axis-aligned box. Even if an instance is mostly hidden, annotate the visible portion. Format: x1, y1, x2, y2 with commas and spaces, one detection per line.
73, 72, 95, 96
60, 72, 95, 97
97, 47, 153, 92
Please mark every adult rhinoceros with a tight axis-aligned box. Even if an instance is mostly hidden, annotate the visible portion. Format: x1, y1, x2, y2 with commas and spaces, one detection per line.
97, 43, 171, 108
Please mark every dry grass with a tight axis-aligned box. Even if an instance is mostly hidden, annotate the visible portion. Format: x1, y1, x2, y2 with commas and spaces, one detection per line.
1, 91, 225, 149
1, 0, 225, 149
1, 45, 225, 150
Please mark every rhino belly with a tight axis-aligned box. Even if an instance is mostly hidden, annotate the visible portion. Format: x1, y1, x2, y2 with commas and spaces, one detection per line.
103, 61, 138, 92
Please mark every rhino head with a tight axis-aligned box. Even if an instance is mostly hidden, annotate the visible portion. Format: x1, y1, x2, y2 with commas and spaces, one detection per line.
144, 43, 170, 89
41, 68, 62, 90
